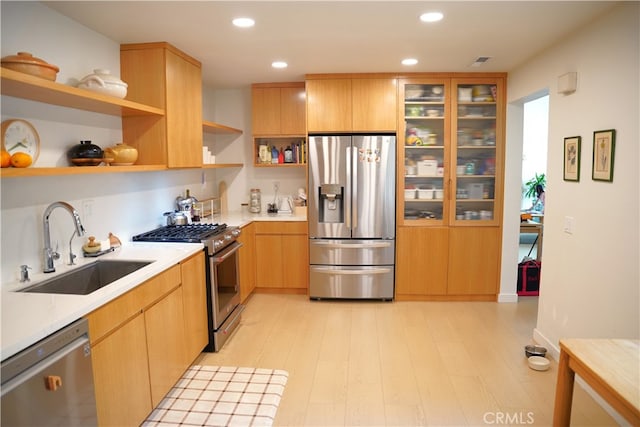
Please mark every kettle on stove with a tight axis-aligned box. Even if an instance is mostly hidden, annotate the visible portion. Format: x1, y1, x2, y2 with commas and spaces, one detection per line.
176, 189, 198, 218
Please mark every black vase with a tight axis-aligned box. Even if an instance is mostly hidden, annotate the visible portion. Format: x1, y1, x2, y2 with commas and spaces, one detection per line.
68, 140, 103, 166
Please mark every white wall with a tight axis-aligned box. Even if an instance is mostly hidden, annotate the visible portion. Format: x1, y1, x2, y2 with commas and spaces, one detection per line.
0, 2, 305, 283
203, 87, 306, 213
504, 3, 639, 348
0, 2, 210, 282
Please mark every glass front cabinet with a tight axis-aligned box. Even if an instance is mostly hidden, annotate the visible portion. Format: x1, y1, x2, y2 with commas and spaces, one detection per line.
398, 76, 505, 227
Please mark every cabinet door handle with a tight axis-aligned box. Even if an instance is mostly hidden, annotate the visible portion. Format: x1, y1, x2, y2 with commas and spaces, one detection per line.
351, 146, 358, 230
311, 267, 391, 275
45, 375, 62, 391
312, 241, 392, 249
345, 145, 352, 229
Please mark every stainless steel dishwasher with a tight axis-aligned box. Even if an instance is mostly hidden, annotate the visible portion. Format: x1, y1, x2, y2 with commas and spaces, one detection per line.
1, 318, 97, 426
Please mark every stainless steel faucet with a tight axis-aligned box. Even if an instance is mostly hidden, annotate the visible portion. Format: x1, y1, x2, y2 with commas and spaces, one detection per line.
43, 202, 85, 273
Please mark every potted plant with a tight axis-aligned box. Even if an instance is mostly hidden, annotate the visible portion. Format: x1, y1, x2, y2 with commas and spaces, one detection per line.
523, 172, 546, 199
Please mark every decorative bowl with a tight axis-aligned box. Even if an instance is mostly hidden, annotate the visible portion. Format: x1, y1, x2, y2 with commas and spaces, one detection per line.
1, 52, 59, 81
70, 158, 104, 167
77, 69, 127, 99
68, 140, 103, 166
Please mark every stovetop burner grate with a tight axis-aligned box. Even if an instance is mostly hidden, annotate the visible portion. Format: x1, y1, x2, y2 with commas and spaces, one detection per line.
132, 223, 227, 243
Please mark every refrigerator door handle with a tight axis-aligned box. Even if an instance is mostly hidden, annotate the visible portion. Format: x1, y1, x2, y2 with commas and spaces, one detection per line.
311, 241, 393, 249
351, 146, 358, 230
345, 145, 352, 229
310, 266, 392, 275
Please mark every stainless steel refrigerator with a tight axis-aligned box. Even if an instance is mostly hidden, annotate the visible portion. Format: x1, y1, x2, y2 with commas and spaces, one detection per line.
308, 134, 396, 299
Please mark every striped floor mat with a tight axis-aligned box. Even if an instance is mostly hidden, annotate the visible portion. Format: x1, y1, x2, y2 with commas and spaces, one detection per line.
142, 365, 289, 426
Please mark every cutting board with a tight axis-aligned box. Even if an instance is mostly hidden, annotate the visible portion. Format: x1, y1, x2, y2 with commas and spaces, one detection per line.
218, 181, 228, 214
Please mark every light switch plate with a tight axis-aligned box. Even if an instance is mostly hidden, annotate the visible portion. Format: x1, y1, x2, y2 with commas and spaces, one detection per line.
564, 216, 575, 234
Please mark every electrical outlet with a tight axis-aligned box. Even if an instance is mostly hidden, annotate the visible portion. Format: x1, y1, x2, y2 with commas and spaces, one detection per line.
82, 199, 94, 221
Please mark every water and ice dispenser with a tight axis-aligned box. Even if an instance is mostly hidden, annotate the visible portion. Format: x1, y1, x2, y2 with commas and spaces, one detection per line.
318, 184, 344, 223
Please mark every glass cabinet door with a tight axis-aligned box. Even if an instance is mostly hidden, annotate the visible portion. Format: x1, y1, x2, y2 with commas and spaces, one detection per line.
398, 79, 450, 225
451, 79, 503, 225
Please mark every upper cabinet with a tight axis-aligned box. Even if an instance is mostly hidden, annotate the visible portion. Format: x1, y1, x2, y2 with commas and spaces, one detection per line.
251, 82, 307, 167
306, 74, 397, 133
451, 77, 505, 226
397, 74, 506, 227
252, 82, 305, 136
121, 42, 203, 168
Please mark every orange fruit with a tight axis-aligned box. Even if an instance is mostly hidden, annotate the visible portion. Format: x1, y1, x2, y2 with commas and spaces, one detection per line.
0, 150, 10, 168
10, 152, 33, 168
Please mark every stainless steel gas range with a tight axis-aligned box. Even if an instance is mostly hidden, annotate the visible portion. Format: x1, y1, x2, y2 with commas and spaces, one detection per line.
132, 223, 243, 352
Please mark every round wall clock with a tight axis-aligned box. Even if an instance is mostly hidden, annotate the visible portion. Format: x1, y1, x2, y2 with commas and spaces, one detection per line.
1, 119, 40, 162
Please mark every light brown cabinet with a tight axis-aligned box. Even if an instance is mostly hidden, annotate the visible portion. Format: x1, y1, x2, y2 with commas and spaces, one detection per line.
395, 74, 506, 301
396, 227, 449, 297
180, 251, 208, 363
90, 314, 151, 427
254, 221, 308, 291
446, 227, 501, 296
86, 258, 206, 426
252, 82, 306, 136
238, 222, 256, 302
396, 226, 500, 300
121, 42, 203, 168
145, 286, 186, 407
306, 75, 397, 132
252, 82, 307, 167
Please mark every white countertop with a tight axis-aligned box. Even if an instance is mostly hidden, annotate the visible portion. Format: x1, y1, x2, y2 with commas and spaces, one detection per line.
1, 213, 307, 361
219, 210, 307, 227
1, 242, 203, 361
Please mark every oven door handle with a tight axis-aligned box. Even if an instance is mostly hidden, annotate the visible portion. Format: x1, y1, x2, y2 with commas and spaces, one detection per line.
212, 241, 243, 264
222, 304, 245, 335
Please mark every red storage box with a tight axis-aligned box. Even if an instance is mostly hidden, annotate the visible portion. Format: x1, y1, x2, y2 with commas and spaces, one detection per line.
517, 260, 541, 296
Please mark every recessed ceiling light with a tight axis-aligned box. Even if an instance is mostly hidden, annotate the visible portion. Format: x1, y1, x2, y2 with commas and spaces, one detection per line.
420, 12, 444, 23
272, 61, 288, 69
402, 58, 418, 66
232, 17, 255, 28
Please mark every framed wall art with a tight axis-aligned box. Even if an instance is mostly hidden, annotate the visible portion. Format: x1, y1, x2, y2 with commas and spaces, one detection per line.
563, 136, 581, 181
592, 129, 616, 182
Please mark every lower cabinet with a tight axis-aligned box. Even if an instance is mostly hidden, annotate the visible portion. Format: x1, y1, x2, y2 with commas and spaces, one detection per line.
145, 286, 186, 407
87, 255, 208, 426
181, 251, 208, 362
447, 227, 501, 296
255, 221, 308, 291
91, 314, 151, 427
238, 222, 256, 302
396, 226, 500, 300
396, 227, 449, 296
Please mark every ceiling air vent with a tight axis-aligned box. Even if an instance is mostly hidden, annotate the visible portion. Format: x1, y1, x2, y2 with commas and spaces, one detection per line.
470, 56, 492, 67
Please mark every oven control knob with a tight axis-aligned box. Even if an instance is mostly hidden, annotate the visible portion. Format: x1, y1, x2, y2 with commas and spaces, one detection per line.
232, 229, 241, 237
224, 234, 232, 241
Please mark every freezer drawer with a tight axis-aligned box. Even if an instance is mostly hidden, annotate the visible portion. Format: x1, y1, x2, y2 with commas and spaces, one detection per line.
309, 265, 394, 300
309, 239, 395, 266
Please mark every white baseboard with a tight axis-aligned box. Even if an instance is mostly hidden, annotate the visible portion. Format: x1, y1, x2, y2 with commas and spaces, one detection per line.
532, 328, 628, 426
498, 292, 519, 303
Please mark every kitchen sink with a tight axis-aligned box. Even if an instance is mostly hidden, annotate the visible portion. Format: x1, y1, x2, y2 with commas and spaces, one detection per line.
19, 260, 153, 295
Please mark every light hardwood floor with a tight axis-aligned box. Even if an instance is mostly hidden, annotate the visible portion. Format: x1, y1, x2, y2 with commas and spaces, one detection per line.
197, 294, 615, 426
